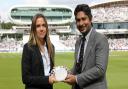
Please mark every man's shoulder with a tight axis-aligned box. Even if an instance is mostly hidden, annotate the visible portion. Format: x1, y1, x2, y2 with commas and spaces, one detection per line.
93, 30, 106, 38
91, 29, 107, 43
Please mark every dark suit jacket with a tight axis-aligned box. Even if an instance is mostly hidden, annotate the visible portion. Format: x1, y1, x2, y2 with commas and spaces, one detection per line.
72, 29, 109, 89
21, 43, 54, 89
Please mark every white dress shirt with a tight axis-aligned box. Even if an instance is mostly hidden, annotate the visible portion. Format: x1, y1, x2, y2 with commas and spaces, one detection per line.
41, 45, 50, 76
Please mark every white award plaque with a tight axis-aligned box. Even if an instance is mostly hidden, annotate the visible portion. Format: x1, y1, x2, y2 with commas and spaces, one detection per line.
52, 66, 67, 81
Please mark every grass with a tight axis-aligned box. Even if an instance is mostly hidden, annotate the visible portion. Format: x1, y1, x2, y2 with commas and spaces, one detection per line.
0, 51, 128, 89
107, 51, 128, 89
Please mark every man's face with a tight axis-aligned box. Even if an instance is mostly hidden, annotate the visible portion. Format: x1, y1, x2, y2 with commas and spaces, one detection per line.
75, 11, 92, 34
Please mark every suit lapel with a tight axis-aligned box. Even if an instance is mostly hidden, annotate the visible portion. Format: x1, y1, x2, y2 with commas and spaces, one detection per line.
75, 37, 81, 61
82, 29, 96, 71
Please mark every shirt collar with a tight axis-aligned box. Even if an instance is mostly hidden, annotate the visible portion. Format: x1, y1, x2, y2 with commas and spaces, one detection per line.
85, 28, 92, 42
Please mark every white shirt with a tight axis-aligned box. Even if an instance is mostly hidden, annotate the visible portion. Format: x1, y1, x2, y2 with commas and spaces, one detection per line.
77, 28, 93, 62
41, 45, 50, 76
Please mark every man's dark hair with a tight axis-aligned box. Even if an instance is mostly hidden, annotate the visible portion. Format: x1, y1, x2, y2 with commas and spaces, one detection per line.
74, 4, 92, 21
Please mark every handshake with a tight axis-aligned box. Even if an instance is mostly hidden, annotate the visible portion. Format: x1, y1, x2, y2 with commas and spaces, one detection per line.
49, 66, 76, 85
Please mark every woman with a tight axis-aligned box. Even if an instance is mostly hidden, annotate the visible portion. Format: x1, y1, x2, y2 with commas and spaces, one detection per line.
21, 13, 55, 89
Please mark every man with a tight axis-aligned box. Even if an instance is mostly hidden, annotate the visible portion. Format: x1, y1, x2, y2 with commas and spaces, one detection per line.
64, 4, 109, 89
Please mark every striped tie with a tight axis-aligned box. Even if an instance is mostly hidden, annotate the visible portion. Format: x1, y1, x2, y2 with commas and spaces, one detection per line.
76, 35, 86, 73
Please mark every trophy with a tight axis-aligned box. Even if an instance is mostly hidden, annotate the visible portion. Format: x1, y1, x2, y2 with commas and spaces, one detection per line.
51, 66, 68, 81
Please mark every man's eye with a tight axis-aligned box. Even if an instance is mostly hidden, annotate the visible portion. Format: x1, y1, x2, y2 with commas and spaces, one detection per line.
76, 17, 86, 22
82, 17, 86, 20
76, 19, 80, 22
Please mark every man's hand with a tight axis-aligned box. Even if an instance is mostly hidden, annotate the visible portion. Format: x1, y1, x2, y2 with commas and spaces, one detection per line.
64, 74, 76, 85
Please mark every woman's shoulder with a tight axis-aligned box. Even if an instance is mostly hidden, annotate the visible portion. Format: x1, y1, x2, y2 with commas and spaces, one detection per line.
23, 43, 37, 52
23, 43, 29, 48
23, 43, 33, 49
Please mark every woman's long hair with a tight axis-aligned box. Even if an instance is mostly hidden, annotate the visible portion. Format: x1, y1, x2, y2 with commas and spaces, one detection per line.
28, 13, 54, 64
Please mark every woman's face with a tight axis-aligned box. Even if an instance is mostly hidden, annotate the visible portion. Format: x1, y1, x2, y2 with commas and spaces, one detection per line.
36, 17, 47, 42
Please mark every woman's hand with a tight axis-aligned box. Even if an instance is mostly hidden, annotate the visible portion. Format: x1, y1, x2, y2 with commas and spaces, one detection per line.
49, 74, 57, 84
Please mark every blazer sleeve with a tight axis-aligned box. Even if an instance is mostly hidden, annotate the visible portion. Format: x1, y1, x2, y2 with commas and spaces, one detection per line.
21, 44, 50, 86
77, 35, 109, 87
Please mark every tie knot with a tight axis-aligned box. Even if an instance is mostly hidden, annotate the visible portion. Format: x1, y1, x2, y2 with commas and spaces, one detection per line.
82, 35, 86, 41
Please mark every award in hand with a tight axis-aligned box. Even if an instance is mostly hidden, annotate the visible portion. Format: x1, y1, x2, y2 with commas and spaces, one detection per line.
51, 66, 68, 81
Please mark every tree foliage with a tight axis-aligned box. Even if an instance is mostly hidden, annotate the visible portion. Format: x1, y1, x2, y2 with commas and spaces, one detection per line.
0, 22, 15, 29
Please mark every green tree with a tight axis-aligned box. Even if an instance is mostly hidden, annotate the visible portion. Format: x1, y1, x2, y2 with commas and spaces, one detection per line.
1, 22, 15, 29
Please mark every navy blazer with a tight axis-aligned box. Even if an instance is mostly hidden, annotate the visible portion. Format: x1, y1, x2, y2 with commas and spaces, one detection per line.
21, 43, 54, 89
